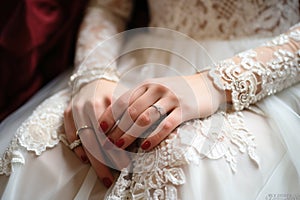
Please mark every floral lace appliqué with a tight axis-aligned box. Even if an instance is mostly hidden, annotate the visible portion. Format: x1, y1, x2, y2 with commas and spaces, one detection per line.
209, 26, 300, 111
106, 111, 259, 199
0, 89, 70, 175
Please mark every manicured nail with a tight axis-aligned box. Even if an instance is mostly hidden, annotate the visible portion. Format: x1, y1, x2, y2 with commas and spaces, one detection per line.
100, 121, 109, 132
141, 140, 151, 150
109, 137, 114, 144
102, 177, 112, 188
81, 155, 89, 164
115, 138, 125, 148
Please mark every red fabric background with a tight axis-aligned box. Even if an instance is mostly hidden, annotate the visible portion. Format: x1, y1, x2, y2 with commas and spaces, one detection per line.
0, 0, 88, 121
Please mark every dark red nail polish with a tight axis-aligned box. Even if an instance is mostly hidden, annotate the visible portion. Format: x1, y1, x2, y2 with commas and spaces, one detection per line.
115, 138, 125, 148
109, 137, 114, 144
81, 155, 89, 163
141, 140, 151, 150
102, 177, 112, 188
100, 121, 109, 132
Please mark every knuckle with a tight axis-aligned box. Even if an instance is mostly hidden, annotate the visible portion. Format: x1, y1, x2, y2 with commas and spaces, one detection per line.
152, 84, 166, 93
128, 106, 138, 119
84, 99, 102, 112
137, 112, 151, 127
152, 132, 163, 143
92, 99, 103, 111
116, 97, 128, 108
169, 93, 179, 104
104, 96, 111, 107
161, 120, 174, 131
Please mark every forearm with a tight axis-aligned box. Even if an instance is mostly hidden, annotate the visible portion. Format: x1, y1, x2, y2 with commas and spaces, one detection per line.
209, 22, 300, 111
70, 0, 132, 94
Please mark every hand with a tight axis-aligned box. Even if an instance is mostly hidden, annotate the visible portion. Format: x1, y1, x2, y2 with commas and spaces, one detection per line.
64, 79, 129, 188
98, 71, 225, 151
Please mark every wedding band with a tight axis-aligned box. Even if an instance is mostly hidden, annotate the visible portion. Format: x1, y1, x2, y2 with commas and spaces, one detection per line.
76, 125, 93, 137
151, 104, 164, 117
108, 119, 120, 133
69, 139, 82, 150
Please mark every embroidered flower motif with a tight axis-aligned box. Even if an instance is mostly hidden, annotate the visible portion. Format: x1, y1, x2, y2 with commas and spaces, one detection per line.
107, 111, 260, 199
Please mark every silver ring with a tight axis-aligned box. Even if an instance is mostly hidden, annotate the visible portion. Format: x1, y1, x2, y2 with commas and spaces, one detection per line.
151, 104, 164, 118
76, 125, 93, 137
69, 139, 82, 150
108, 119, 120, 134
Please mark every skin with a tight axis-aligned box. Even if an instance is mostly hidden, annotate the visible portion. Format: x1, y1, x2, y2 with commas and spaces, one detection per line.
64, 71, 225, 188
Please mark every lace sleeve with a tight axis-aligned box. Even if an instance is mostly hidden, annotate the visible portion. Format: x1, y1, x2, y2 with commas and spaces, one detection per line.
209, 23, 300, 111
69, 0, 132, 94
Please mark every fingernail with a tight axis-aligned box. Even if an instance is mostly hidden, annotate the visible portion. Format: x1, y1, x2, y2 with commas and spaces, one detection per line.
100, 121, 109, 132
141, 140, 151, 150
81, 155, 89, 164
115, 138, 125, 148
102, 177, 112, 188
109, 137, 114, 144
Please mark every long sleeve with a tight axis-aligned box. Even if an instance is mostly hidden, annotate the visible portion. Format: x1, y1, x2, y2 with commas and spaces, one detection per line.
69, 0, 132, 94
209, 23, 300, 111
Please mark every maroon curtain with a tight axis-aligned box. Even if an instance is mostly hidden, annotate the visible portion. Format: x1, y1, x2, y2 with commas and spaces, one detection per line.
0, 0, 88, 121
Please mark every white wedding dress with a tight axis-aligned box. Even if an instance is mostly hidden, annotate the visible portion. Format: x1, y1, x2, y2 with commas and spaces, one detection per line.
1, 0, 300, 199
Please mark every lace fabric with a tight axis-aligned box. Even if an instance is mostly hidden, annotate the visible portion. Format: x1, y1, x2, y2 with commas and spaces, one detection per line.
148, 0, 299, 40
69, 0, 132, 94
106, 111, 259, 199
0, 0, 133, 176
0, 1, 299, 199
0, 89, 70, 175
209, 24, 300, 111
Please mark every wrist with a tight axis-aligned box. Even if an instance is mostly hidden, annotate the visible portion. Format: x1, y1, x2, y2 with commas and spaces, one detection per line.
184, 71, 227, 116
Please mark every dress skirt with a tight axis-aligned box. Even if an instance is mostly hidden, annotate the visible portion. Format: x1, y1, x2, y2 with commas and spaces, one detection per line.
1, 28, 299, 200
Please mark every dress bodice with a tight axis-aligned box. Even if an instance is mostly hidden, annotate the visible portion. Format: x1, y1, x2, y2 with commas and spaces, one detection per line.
148, 0, 300, 39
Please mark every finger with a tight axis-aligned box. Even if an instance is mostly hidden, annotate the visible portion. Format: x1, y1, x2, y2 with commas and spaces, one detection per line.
98, 86, 147, 134
80, 128, 130, 188
63, 104, 89, 163
140, 108, 182, 151
78, 127, 114, 188
83, 146, 114, 188
86, 104, 132, 172
108, 88, 162, 146
113, 97, 175, 149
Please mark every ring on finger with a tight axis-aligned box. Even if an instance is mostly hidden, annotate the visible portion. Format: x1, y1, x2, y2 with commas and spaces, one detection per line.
76, 125, 93, 137
151, 104, 165, 118
107, 119, 120, 134
69, 138, 82, 150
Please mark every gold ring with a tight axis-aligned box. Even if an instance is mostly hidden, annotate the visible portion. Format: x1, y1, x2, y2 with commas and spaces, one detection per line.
76, 125, 93, 137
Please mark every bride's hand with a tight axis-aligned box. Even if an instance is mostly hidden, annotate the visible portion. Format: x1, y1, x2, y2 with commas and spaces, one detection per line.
98, 71, 225, 150
64, 79, 129, 188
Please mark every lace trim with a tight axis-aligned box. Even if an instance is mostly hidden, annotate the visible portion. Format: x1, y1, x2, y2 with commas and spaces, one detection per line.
0, 89, 70, 175
17, 89, 69, 155
0, 137, 25, 176
69, 66, 120, 94
209, 26, 300, 111
106, 111, 259, 199
70, 0, 132, 94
